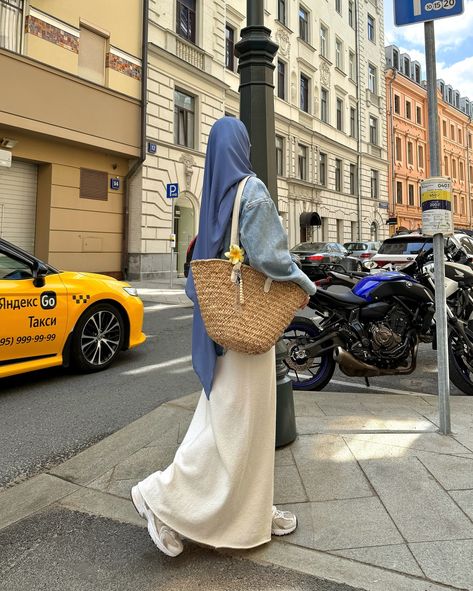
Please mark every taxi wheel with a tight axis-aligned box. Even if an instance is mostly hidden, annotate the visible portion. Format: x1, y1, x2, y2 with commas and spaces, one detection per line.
71, 303, 125, 372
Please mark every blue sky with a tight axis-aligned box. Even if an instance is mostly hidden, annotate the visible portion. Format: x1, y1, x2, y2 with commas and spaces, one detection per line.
384, 0, 473, 100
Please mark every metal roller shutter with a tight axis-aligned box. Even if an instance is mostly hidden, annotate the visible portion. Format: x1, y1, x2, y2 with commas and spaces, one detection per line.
0, 160, 38, 253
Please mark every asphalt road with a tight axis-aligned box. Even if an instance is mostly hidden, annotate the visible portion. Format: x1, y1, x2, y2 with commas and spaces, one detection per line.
0, 507, 363, 591
0, 301, 199, 490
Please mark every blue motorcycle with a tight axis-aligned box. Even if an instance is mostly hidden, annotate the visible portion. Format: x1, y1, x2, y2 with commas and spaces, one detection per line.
283, 269, 436, 391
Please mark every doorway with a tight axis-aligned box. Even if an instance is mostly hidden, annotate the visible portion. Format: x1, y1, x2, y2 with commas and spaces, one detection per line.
174, 194, 195, 275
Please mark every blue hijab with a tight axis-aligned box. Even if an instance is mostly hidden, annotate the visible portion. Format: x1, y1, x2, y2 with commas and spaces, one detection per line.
185, 117, 254, 397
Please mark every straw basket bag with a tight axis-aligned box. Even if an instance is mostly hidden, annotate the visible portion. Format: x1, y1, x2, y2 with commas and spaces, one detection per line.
191, 176, 306, 355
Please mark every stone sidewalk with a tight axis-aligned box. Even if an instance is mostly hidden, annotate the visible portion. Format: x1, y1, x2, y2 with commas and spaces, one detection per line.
131, 277, 192, 306
1, 390, 473, 591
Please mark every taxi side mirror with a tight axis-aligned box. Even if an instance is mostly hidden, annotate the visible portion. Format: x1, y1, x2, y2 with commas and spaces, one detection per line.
32, 261, 48, 288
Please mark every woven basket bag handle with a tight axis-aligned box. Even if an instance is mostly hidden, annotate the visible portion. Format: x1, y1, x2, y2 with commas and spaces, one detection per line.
230, 176, 251, 248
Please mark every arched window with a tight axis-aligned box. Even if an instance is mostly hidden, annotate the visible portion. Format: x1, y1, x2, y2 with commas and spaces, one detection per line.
370, 221, 378, 241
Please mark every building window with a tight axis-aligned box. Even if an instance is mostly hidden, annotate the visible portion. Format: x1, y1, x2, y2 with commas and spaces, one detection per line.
348, 0, 354, 28
444, 155, 449, 175
0, 0, 23, 52
348, 50, 356, 80
406, 100, 412, 120
460, 160, 464, 181
300, 74, 309, 113
458, 128, 463, 145
394, 95, 400, 114
335, 38, 343, 70
416, 106, 422, 125
369, 115, 378, 145
336, 0, 342, 15
278, 0, 286, 25
176, 0, 196, 43
275, 135, 284, 176
299, 6, 309, 42
350, 107, 356, 137
298, 144, 307, 180
320, 87, 328, 122
452, 158, 457, 179
225, 24, 235, 71
367, 14, 375, 42
414, 64, 421, 83
349, 163, 356, 194
418, 144, 424, 169
277, 60, 286, 100
451, 124, 455, 141
442, 120, 447, 136
78, 26, 106, 85
407, 141, 413, 166
320, 24, 328, 58
370, 169, 379, 199
396, 181, 403, 204
174, 89, 195, 148
335, 158, 342, 191
395, 136, 402, 161
319, 152, 327, 186
368, 63, 377, 94
408, 183, 415, 206
336, 98, 343, 131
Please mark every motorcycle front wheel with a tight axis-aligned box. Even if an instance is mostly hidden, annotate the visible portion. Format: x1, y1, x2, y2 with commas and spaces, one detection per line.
282, 316, 335, 390
448, 328, 473, 395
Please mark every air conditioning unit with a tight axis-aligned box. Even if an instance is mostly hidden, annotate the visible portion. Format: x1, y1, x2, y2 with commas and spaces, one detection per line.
0, 149, 12, 168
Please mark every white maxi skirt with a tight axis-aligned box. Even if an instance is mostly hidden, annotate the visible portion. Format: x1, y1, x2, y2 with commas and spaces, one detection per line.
138, 347, 276, 549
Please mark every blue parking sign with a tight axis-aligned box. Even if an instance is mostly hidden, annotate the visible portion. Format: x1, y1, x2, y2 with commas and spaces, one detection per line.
394, 0, 464, 27
166, 183, 179, 199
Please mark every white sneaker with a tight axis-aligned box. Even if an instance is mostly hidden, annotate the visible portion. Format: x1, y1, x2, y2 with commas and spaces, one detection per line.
131, 485, 184, 557
271, 506, 297, 536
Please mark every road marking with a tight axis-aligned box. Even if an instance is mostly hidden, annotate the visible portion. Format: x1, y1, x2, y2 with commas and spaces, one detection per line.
170, 314, 193, 321
122, 355, 192, 375
144, 303, 192, 312
330, 379, 435, 397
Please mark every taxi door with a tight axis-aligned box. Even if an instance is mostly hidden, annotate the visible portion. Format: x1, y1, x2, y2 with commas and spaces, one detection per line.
0, 250, 68, 364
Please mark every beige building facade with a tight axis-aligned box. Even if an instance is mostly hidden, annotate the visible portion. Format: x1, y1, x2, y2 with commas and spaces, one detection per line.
0, 0, 144, 276
128, 0, 389, 280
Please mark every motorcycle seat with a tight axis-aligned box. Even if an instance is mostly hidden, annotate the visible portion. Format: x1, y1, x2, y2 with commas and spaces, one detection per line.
316, 288, 367, 308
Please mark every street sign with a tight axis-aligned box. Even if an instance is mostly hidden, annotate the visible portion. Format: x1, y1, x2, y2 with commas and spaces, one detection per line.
394, 0, 464, 26
166, 183, 179, 198
110, 178, 120, 190
421, 177, 454, 236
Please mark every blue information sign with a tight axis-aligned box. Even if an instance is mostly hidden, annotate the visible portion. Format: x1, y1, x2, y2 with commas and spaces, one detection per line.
166, 183, 179, 198
394, 0, 464, 26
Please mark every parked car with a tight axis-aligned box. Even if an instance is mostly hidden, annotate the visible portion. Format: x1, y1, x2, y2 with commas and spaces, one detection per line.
0, 238, 146, 379
290, 241, 363, 279
371, 233, 473, 269
343, 241, 380, 261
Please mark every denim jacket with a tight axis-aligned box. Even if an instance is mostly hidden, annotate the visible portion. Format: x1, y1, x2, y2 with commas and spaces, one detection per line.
219, 176, 316, 296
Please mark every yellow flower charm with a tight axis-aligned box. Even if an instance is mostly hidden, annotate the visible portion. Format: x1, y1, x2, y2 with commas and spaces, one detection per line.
225, 244, 245, 265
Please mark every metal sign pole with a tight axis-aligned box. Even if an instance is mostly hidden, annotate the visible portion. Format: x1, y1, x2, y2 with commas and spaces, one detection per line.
170, 197, 174, 289
424, 20, 451, 434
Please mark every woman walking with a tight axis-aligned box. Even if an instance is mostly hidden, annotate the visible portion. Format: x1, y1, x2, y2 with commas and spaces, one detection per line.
132, 117, 316, 557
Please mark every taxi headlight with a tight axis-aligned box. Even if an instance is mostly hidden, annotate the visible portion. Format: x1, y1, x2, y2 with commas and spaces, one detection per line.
123, 287, 139, 297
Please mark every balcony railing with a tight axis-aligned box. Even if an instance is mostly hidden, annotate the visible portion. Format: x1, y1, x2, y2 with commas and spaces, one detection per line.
0, 0, 23, 53
176, 36, 204, 70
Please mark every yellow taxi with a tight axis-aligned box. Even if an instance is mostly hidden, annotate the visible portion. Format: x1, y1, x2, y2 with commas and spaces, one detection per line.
0, 238, 146, 378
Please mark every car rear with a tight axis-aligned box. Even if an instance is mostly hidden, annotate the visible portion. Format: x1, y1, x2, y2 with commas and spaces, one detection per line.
371, 235, 432, 269
344, 241, 379, 261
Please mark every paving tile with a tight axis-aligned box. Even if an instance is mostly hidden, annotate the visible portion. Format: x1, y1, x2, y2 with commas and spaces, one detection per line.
450, 490, 473, 521
331, 544, 424, 577
145, 422, 180, 447
275, 446, 295, 467
360, 457, 473, 542
314, 400, 376, 417
280, 498, 402, 551
296, 415, 436, 435
293, 397, 326, 417
345, 432, 469, 455
273, 465, 307, 504
112, 445, 177, 481
409, 540, 473, 590
177, 415, 193, 443
417, 454, 473, 490
291, 435, 372, 501
166, 391, 200, 410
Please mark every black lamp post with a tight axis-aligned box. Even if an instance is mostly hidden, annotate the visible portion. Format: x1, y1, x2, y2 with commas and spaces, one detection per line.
235, 1, 297, 447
